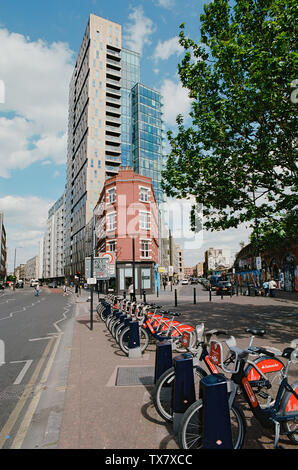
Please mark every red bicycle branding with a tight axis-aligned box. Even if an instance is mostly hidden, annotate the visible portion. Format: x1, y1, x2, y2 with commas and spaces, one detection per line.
247, 358, 284, 381
286, 385, 298, 413
209, 341, 222, 366
242, 377, 258, 408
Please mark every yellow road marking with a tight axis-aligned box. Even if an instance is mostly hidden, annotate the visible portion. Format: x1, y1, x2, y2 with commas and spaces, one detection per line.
0, 337, 54, 448
10, 334, 62, 449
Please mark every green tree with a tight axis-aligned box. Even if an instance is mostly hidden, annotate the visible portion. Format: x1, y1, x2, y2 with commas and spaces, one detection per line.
162, 0, 298, 252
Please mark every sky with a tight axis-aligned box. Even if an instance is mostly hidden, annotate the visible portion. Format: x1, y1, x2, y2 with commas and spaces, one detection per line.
0, 0, 251, 272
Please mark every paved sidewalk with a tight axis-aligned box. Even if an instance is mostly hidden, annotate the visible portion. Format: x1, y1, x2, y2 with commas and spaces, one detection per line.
57, 288, 298, 450
58, 291, 178, 450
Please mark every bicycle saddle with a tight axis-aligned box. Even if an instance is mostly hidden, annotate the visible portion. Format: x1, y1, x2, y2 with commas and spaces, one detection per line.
245, 327, 266, 336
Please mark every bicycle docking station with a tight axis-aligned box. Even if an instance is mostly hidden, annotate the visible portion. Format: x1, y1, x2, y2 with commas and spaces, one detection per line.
128, 320, 142, 358
172, 353, 196, 433
200, 374, 233, 449
154, 341, 173, 383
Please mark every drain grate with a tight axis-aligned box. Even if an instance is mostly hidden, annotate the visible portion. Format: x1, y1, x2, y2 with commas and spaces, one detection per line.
116, 366, 155, 386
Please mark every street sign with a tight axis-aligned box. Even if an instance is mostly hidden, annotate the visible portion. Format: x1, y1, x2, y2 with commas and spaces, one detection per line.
87, 278, 97, 285
98, 251, 116, 277
85, 257, 110, 280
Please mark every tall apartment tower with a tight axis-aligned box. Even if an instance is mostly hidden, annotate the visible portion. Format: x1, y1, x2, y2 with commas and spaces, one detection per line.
43, 194, 65, 281
64, 14, 165, 279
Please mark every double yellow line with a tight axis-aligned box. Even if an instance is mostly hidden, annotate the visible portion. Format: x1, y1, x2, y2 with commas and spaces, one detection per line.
0, 334, 62, 449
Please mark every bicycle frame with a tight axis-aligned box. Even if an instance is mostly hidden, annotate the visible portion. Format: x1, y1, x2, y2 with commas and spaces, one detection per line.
229, 353, 298, 447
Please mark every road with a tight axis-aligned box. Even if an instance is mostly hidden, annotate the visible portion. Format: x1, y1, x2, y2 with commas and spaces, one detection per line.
0, 285, 76, 449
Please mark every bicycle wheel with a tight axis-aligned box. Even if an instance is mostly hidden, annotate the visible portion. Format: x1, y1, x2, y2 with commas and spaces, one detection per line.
245, 355, 285, 407
119, 325, 150, 355
153, 366, 207, 423
280, 380, 298, 444
111, 318, 122, 338
178, 398, 246, 449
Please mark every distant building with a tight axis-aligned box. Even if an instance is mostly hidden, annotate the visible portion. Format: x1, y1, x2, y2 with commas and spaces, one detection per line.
184, 267, 194, 277
194, 262, 204, 277
15, 264, 25, 281
94, 168, 159, 294
204, 247, 233, 275
43, 194, 65, 281
176, 245, 185, 281
0, 211, 7, 280
25, 256, 39, 282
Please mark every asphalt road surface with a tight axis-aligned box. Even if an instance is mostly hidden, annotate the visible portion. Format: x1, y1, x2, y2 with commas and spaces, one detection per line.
0, 285, 76, 449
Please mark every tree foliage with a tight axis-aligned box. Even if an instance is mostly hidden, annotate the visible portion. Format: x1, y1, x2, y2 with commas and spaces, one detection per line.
162, 0, 298, 252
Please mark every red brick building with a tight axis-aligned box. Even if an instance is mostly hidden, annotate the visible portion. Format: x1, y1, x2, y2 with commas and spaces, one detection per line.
95, 168, 159, 294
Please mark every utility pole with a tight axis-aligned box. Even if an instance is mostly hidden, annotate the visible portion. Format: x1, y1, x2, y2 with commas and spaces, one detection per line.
132, 236, 136, 301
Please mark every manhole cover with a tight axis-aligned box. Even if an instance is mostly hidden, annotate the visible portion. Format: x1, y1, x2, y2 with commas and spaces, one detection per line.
0, 384, 26, 401
116, 367, 155, 386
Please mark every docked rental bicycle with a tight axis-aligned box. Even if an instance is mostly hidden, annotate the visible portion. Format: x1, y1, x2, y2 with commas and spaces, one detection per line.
178, 335, 298, 449
153, 325, 285, 423
117, 304, 196, 356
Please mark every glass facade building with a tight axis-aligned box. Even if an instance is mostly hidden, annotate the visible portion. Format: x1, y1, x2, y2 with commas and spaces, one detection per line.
131, 84, 165, 205
120, 49, 140, 168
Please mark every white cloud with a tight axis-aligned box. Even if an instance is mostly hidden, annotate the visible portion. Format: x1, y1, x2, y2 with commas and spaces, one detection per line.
154, 0, 175, 8
124, 6, 156, 55
0, 195, 53, 270
0, 28, 74, 177
160, 78, 192, 126
153, 36, 184, 61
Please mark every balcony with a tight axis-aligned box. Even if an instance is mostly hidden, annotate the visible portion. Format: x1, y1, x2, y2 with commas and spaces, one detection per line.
105, 115, 121, 125
106, 85, 121, 96
106, 105, 121, 116
106, 124, 121, 134
106, 94, 121, 105
106, 76, 121, 88
106, 144, 121, 154
106, 47, 121, 59
105, 165, 119, 174
105, 134, 121, 144
105, 155, 121, 164
106, 58, 121, 69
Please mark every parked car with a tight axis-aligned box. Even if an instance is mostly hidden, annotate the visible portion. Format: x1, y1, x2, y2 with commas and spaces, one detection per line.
48, 282, 57, 288
0, 283, 4, 290
190, 278, 198, 284
181, 279, 189, 285
216, 281, 233, 296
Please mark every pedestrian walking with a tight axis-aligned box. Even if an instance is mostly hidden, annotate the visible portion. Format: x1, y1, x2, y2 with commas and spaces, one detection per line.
35, 283, 40, 296
128, 283, 134, 301
63, 284, 68, 296
263, 280, 269, 296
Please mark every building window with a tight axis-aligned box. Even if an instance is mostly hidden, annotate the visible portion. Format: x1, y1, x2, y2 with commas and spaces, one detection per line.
140, 211, 150, 230
107, 187, 116, 203
107, 212, 116, 231
140, 187, 149, 202
108, 240, 116, 252
141, 240, 150, 258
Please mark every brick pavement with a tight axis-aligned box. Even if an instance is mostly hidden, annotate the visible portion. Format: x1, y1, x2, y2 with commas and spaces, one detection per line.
57, 288, 298, 450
